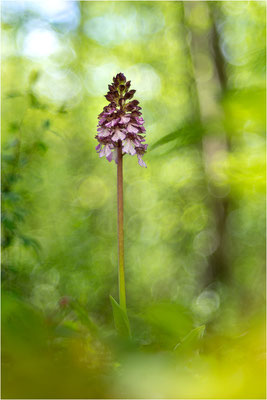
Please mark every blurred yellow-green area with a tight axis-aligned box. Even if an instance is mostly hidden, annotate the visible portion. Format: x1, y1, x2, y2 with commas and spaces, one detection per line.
1, 1, 266, 399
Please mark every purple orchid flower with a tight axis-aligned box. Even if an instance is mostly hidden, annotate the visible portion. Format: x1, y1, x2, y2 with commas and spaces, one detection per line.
95, 73, 148, 167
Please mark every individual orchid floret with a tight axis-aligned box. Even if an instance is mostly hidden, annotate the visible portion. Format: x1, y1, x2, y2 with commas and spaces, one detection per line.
95, 73, 148, 167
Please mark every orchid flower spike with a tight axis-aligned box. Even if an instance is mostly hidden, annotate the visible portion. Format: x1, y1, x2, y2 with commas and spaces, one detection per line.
95, 73, 147, 167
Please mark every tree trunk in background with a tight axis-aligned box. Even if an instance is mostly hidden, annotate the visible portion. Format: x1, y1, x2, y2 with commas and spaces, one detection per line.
182, 2, 231, 286
206, 3, 232, 284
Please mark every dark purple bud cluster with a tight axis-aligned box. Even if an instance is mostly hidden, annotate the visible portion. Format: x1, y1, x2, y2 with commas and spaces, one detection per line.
95, 73, 147, 167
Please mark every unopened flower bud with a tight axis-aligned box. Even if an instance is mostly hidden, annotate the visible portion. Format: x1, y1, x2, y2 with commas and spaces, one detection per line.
124, 89, 136, 100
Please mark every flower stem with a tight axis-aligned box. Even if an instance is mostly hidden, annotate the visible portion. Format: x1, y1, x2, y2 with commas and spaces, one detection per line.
117, 143, 127, 311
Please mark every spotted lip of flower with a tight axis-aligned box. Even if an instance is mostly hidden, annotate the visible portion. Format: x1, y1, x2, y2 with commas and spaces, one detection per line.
95, 73, 148, 167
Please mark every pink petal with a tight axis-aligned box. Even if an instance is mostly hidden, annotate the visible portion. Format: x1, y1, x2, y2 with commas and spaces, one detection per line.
112, 128, 126, 141
105, 118, 120, 128
127, 124, 139, 134
99, 144, 112, 158
99, 147, 105, 158
139, 126, 146, 133
95, 144, 101, 153
135, 117, 144, 125
98, 127, 111, 138
123, 139, 136, 155
99, 117, 106, 125
106, 152, 113, 162
104, 144, 112, 157
137, 154, 147, 168
120, 115, 131, 124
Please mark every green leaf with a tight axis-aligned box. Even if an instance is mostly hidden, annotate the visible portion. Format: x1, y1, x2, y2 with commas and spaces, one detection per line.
174, 324, 205, 354
6, 91, 22, 99
109, 295, 131, 338
19, 235, 41, 252
150, 121, 204, 152
2, 192, 21, 203
143, 302, 193, 341
28, 91, 47, 110
57, 104, 68, 114
35, 141, 48, 153
2, 154, 16, 164
8, 123, 20, 133
29, 70, 40, 86
43, 119, 51, 130
70, 300, 98, 335
54, 322, 79, 338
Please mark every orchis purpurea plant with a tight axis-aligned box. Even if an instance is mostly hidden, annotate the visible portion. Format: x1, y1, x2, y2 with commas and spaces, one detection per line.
95, 73, 147, 328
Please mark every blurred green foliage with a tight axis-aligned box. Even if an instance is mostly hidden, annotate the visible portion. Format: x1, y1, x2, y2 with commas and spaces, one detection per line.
1, 1, 266, 398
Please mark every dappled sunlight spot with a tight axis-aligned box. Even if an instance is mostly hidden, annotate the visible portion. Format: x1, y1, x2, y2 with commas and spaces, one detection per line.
1, 1, 26, 23
31, 0, 80, 28
221, 34, 249, 67
86, 62, 120, 96
126, 180, 157, 211
18, 21, 77, 67
125, 64, 161, 100
124, 156, 152, 181
86, 62, 161, 101
175, 281, 197, 305
159, 158, 187, 185
132, 249, 176, 297
29, 268, 61, 310
44, 268, 60, 286
223, 149, 266, 196
232, 254, 265, 292
143, 100, 174, 135
125, 214, 145, 240
84, 13, 137, 47
243, 130, 265, 148
223, 89, 266, 130
128, 246, 164, 272
226, 206, 263, 245
94, 245, 117, 272
193, 229, 219, 257
159, 153, 201, 188
84, 9, 165, 47
3, 0, 80, 29
78, 176, 111, 209
139, 220, 160, 245
164, 86, 190, 109
31, 283, 60, 312
22, 27, 61, 59
192, 289, 220, 321
219, 6, 265, 69
222, 1, 249, 16
46, 39, 77, 67
35, 68, 82, 104
97, 208, 117, 238
182, 204, 209, 232
158, 208, 182, 242
65, 272, 93, 304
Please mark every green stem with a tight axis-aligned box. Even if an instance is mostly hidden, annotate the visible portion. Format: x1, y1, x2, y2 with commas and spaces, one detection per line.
117, 143, 126, 311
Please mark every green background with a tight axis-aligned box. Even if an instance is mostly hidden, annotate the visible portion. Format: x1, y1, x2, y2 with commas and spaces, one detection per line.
2, 1, 266, 398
